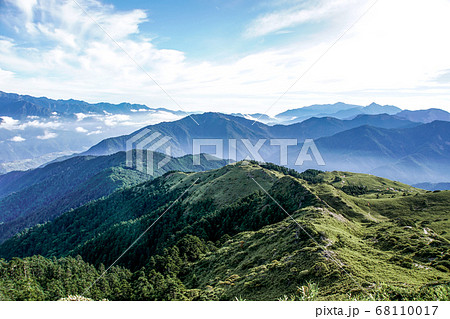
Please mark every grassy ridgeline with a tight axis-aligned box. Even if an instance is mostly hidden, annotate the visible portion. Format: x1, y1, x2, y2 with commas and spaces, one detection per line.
0, 162, 449, 300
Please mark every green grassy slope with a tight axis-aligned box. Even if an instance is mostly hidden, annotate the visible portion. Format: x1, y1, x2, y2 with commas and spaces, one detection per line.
0, 162, 448, 300
182, 167, 449, 300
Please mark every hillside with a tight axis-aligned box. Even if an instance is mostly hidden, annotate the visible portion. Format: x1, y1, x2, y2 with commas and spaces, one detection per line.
1, 162, 448, 300
0, 151, 227, 243
310, 121, 450, 184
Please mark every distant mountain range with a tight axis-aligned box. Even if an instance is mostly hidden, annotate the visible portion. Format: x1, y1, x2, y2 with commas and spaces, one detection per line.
0, 91, 187, 168
79, 112, 449, 184
312, 121, 450, 184
396, 108, 450, 123
83, 112, 418, 156
233, 103, 450, 126
273, 102, 402, 124
1, 91, 449, 184
2, 91, 449, 125
0, 91, 185, 119
412, 182, 450, 191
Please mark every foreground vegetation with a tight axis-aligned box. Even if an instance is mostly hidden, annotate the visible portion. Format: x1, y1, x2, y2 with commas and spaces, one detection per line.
0, 162, 449, 300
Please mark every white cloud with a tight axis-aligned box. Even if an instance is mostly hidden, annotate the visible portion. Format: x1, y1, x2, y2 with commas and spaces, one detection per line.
9, 135, 25, 142
0, 116, 63, 130
0, 66, 14, 79
75, 113, 93, 121
130, 108, 148, 112
135, 111, 183, 126
37, 130, 58, 140
7, 0, 37, 23
283, 0, 450, 104
244, 0, 362, 38
0, 116, 20, 129
103, 114, 131, 126
87, 129, 102, 135
36, 23, 77, 48
23, 120, 62, 130
75, 126, 88, 133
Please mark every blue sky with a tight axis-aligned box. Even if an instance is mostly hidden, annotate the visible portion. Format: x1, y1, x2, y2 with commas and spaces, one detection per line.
109, 0, 324, 61
0, 0, 450, 114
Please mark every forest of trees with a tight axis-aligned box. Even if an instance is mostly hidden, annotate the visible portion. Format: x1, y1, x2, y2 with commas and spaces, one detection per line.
0, 234, 217, 301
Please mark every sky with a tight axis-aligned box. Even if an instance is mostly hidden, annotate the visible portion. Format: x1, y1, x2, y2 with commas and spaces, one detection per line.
0, 0, 450, 115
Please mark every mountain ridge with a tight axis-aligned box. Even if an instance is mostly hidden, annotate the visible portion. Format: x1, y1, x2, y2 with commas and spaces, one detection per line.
275, 102, 402, 124
0, 162, 448, 300
78, 113, 449, 184
0, 151, 227, 242
396, 108, 450, 123
0, 90, 185, 119
83, 112, 419, 157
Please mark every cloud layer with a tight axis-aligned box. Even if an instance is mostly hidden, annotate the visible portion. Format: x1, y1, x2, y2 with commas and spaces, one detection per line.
0, 0, 450, 114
